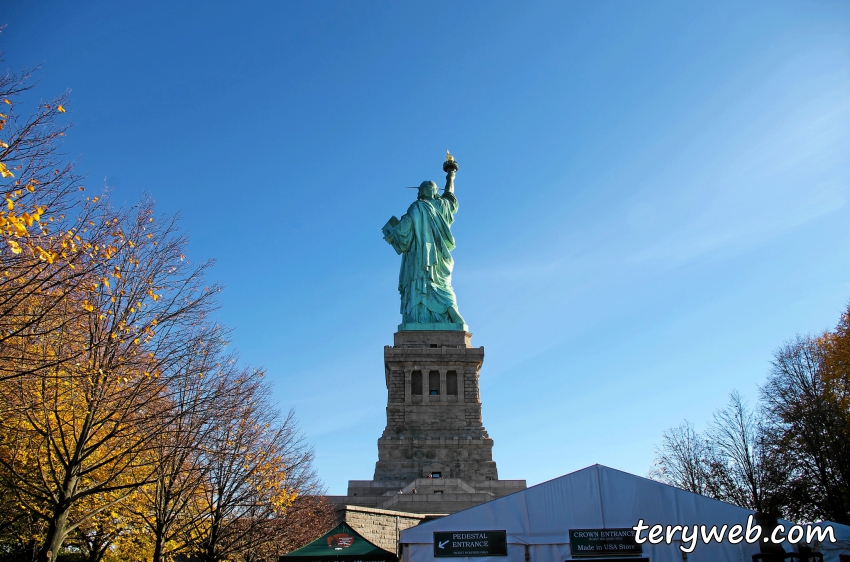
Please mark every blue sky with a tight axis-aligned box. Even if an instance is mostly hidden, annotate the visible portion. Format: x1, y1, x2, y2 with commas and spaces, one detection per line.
4, 1, 849, 494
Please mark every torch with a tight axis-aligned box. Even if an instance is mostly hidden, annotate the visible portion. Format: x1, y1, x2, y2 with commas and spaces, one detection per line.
443, 149, 459, 174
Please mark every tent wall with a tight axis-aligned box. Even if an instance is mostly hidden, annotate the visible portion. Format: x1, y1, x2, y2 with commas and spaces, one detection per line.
401, 465, 828, 562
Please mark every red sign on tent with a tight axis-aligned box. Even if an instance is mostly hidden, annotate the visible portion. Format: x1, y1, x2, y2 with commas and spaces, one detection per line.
328, 534, 354, 549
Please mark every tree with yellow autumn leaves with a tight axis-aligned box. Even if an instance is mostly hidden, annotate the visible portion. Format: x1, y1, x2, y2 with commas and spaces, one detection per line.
0, 65, 95, 384
0, 55, 333, 562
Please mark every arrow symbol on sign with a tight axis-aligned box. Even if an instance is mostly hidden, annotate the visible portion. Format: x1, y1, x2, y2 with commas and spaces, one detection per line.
438, 540, 449, 549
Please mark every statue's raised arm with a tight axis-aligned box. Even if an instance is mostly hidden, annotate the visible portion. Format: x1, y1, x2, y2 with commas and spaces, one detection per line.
381, 152, 466, 331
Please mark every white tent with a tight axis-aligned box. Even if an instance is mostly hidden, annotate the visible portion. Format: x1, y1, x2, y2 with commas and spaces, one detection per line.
400, 464, 850, 562
808, 521, 850, 562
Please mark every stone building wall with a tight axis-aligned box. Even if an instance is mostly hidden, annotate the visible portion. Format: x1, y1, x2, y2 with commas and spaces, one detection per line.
336, 505, 442, 554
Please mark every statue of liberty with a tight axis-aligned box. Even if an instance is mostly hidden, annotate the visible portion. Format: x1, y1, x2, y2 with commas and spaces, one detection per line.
382, 152, 466, 330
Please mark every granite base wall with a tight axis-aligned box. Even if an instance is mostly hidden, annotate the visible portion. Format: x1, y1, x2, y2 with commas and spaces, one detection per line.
334, 505, 444, 554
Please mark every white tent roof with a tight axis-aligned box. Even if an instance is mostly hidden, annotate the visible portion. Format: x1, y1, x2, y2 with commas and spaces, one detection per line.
400, 464, 850, 562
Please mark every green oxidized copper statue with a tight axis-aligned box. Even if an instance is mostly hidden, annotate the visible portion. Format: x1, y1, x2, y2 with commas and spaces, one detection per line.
382, 152, 467, 331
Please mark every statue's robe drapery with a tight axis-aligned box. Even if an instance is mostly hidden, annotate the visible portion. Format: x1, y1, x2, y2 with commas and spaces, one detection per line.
383, 192, 465, 325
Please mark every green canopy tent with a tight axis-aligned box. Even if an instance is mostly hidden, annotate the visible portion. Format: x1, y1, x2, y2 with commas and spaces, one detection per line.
280, 522, 398, 562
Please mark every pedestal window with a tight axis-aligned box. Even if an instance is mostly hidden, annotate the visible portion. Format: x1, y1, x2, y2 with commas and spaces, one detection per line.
429, 371, 440, 395
447, 371, 458, 395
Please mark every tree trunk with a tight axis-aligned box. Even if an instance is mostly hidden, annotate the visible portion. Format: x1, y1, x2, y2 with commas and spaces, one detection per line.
37, 505, 71, 562
203, 508, 222, 562
152, 522, 166, 562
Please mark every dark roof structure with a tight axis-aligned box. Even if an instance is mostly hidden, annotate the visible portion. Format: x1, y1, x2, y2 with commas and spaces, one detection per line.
280, 522, 398, 562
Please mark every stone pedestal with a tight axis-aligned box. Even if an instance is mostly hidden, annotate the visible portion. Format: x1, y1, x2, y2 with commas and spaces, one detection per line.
376, 330, 495, 482
327, 331, 525, 515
